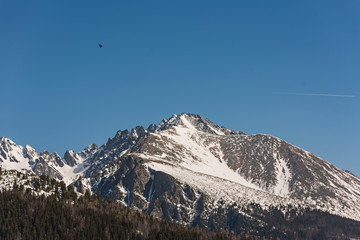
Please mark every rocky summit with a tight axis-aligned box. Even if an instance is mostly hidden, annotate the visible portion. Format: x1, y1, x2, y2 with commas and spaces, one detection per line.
1, 113, 360, 237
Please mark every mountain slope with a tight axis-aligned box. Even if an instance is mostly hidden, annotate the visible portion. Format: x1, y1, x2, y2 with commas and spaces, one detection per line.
1, 113, 360, 238
129, 114, 360, 221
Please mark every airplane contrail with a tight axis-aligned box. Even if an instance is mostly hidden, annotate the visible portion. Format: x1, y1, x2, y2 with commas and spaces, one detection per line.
281, 93, 356, 98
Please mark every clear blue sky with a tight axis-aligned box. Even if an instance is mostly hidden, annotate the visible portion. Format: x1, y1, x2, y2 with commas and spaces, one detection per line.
1, 1, 359, 176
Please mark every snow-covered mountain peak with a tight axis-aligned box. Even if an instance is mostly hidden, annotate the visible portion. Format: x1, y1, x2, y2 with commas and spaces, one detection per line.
24, 144, 36, 152
0, 136, 16, 147
109, 126, 147, 144
79, 143, 98, 158
2, 114, 360, 225
0, 137, 97, 184
0, 138, 38, 161
64, 150, 81, 167
40, 151, 64, 167
0, 137, 34, 171
23, 144, 39, 162
131, 126, 147, 139
84, 143, 98, 151
155, 113, 245, 136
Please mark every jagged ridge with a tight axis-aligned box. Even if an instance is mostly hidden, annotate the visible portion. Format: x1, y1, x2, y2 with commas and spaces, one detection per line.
1, 113, 360, 238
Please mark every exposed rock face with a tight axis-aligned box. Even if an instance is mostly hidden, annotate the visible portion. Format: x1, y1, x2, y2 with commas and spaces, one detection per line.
40, 151, 64, 168
33, 157, 63, 180
64, 150, 79, 167
23, 145, 38, 166
1, 113, 360, 237
79, 143, 98, 159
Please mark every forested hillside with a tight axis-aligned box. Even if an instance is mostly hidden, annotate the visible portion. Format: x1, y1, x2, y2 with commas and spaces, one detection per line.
1, 162, 360, 239
0, 188, 241, 240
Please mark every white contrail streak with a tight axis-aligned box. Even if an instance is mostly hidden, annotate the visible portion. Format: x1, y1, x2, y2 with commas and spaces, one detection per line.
281, 93, 356, 98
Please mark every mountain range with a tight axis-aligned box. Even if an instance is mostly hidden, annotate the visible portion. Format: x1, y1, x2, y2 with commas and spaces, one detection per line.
1, 113, 360, 238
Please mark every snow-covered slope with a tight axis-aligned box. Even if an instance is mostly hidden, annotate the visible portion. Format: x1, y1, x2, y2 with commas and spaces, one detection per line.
0, 136, 97, 184
1, 113, 360, 225
137, 116, 258, 190
0, 137, 37, 171
132, 114, 360, 221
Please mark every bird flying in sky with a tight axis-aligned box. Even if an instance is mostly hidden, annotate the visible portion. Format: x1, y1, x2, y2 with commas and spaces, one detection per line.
99, 44, 103, 48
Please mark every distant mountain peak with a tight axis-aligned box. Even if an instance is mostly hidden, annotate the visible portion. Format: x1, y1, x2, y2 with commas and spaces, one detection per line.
1, 113, 360, 229
155, 113, 245, 135
83, 143, 98, 152
0, 136, 14, 145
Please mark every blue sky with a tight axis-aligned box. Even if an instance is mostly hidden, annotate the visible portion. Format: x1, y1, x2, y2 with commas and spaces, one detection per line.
1, 1, 359, 176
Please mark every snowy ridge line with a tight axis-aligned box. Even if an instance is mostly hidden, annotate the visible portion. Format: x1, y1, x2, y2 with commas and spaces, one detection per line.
134, 114, 360, 222
1, 113, 360, 223
0, 136, 99, 185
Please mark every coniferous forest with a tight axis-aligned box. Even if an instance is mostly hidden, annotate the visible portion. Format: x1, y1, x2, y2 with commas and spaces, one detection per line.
1, 170, 360, 239
0, 187, 240, 240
